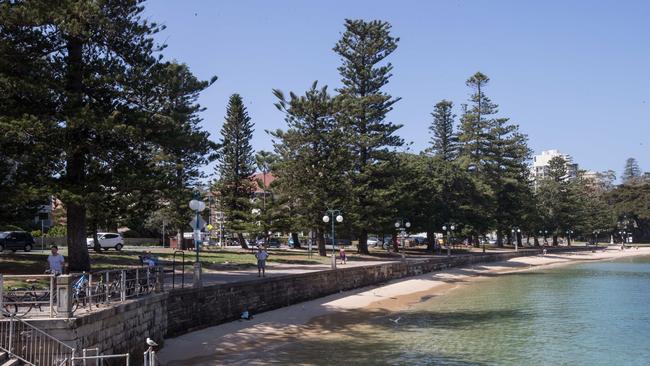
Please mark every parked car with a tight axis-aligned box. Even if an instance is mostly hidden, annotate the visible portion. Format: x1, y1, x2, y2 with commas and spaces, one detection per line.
256, 238, 281, 248
0, 231, 35, 252
86, 233, 124, 251
324, 238, 352, 247
367, 236, 379, 247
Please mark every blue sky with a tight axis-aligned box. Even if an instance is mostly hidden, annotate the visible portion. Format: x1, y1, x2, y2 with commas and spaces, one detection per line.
144, 0, 650, 178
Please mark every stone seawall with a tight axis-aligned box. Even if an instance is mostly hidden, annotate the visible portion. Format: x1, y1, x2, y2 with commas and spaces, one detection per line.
165, 246, 593, 336
29, 293, 167, 363
17, 246, 596, 364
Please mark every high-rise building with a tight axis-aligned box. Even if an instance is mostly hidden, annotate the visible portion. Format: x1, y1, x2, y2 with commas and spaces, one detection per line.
530, 149, 578, 191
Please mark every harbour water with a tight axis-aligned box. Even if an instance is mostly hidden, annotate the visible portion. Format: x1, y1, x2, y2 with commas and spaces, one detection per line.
271, 256, 650, 365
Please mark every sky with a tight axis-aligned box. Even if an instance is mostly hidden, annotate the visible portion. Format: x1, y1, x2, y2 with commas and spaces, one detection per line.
143, 0, 650, 179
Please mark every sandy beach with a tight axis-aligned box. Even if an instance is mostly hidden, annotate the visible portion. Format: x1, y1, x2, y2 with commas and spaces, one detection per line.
158, 247, 650, 365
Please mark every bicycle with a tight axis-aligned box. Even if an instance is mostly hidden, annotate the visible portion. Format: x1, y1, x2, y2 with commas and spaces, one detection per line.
2, 285, 51, 317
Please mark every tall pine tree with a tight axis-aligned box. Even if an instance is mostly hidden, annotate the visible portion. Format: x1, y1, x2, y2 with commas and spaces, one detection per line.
429, 100, 458, 161
334, 19, 403, 254
271, 82, 349, 256
0, 0, 196, 270
622, 157, 641, 185
216, 94, 255, 249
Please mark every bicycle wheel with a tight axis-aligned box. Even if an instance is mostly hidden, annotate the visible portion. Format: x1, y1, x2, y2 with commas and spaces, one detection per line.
2, 296, 18, 317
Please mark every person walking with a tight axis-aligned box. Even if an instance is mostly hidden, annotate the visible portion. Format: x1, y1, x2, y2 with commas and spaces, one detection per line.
47, 245, 65, 275
339, 247, 347, 264
255, 245, 269, 277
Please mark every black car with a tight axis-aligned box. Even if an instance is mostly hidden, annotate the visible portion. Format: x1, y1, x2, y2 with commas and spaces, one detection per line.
0, 231, 35, 252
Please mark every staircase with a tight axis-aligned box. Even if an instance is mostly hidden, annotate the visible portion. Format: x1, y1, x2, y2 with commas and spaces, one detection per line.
0, 351, 21, 366
0, 314, 74, 365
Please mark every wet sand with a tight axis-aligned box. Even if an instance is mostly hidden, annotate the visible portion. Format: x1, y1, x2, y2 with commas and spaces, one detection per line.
158, 247, 650, 365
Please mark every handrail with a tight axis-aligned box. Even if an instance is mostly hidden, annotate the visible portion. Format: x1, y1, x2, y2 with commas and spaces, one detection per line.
172, 250, 185, 289
0, 312, 75, 365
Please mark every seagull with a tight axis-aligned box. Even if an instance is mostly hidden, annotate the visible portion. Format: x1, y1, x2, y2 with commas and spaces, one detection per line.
389, 316, 402, 324
146, 338, 158, 347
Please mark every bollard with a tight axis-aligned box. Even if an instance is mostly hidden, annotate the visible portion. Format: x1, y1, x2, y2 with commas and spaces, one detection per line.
193, 262, 202, 288
56, 275, 73, 318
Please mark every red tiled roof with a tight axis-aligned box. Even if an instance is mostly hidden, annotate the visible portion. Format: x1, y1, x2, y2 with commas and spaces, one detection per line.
251, 172, 276, 193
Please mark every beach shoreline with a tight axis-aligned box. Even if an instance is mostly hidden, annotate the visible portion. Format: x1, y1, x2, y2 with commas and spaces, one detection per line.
158, 247, 650, 365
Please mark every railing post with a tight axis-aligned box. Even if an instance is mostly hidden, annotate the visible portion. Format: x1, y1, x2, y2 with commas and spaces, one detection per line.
56, 275, 73, 318
88, 273, 93, 309
154, 267, 164, 293
7, 315, 14, 356
0, 274, 4, 313
135, 269, 140, 295
121, 270, 126, 302
49, 274, 55, 317
105, 272, 110, 303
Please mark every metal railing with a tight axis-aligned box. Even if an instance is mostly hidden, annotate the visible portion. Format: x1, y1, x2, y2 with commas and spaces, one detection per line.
1, 267, 162, 319
172, 251, 186, 289
0, 313, 75, 366
143, 347, 156, 366
0, 274, 56, 318
71, 353, 130, 366
72, 267, 161, 315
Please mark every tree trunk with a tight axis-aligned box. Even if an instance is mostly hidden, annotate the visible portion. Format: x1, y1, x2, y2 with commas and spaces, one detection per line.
552, 235, 558, 246
517, 232, 522, 247
317, 229, 326, 256
238, 232, 248, 249
66, 201, 90, 272
392, 232, 400, 252
533, 236, 539, 246
426, 231, 435, 252
91, 221, 102, 253
63, 36, 90, 272
496, 231, 504, 247
358, 230, 369, 254
291, 232, 301, 249
526, 235, 530, 245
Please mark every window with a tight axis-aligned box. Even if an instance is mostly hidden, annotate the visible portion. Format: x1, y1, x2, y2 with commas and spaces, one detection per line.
103, 234, 118, 239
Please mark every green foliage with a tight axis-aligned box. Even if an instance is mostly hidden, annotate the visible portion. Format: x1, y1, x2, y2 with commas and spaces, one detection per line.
271, 82, 349, 255
429, 100, 458, 161
47, 225, 67, 238
0, 1, 216, 270
622, 157, 642, 185
216, 94, 256, 248
333, 19, 404, 253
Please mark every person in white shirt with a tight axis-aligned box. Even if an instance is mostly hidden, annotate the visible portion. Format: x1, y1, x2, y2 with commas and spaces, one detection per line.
47, 245, 65, 275
255, 246, 269, 277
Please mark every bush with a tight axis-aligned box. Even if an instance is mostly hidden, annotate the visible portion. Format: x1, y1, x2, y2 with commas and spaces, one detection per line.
31, 230, 42, 238
48, 225, 67, 237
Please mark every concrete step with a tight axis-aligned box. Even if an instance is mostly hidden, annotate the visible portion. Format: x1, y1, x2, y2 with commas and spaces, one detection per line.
0, 352, 6, 361
1, 358, 20, 366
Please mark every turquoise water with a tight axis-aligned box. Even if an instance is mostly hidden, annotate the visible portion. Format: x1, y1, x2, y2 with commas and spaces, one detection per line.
272, 256, 650, 365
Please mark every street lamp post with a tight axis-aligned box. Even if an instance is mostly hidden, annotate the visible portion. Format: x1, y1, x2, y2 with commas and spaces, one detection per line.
511, 227, 521, 251
189, 192, 206, 287
565, 229, 574, 246
323, 210, 343, 270
539, 230, 549, 246
442, 224, 455, 257
395, 219, 411, 261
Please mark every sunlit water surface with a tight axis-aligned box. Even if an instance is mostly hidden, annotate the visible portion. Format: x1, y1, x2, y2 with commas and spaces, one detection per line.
271, 256, 650, 365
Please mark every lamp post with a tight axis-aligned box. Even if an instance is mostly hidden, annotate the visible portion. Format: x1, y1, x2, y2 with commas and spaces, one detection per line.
565, 229, 574, 246
323, 210, 343, 270
539, 229, 548, 246
442, 224, 455, 257
511, 227, 521, 251
395, 219, 411, 261
189, 192, 206, 287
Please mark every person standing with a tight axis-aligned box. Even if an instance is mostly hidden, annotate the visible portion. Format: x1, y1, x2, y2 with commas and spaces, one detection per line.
339, 247, 347, 264
47, 245, 65, 275
255, 245, 269, 277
